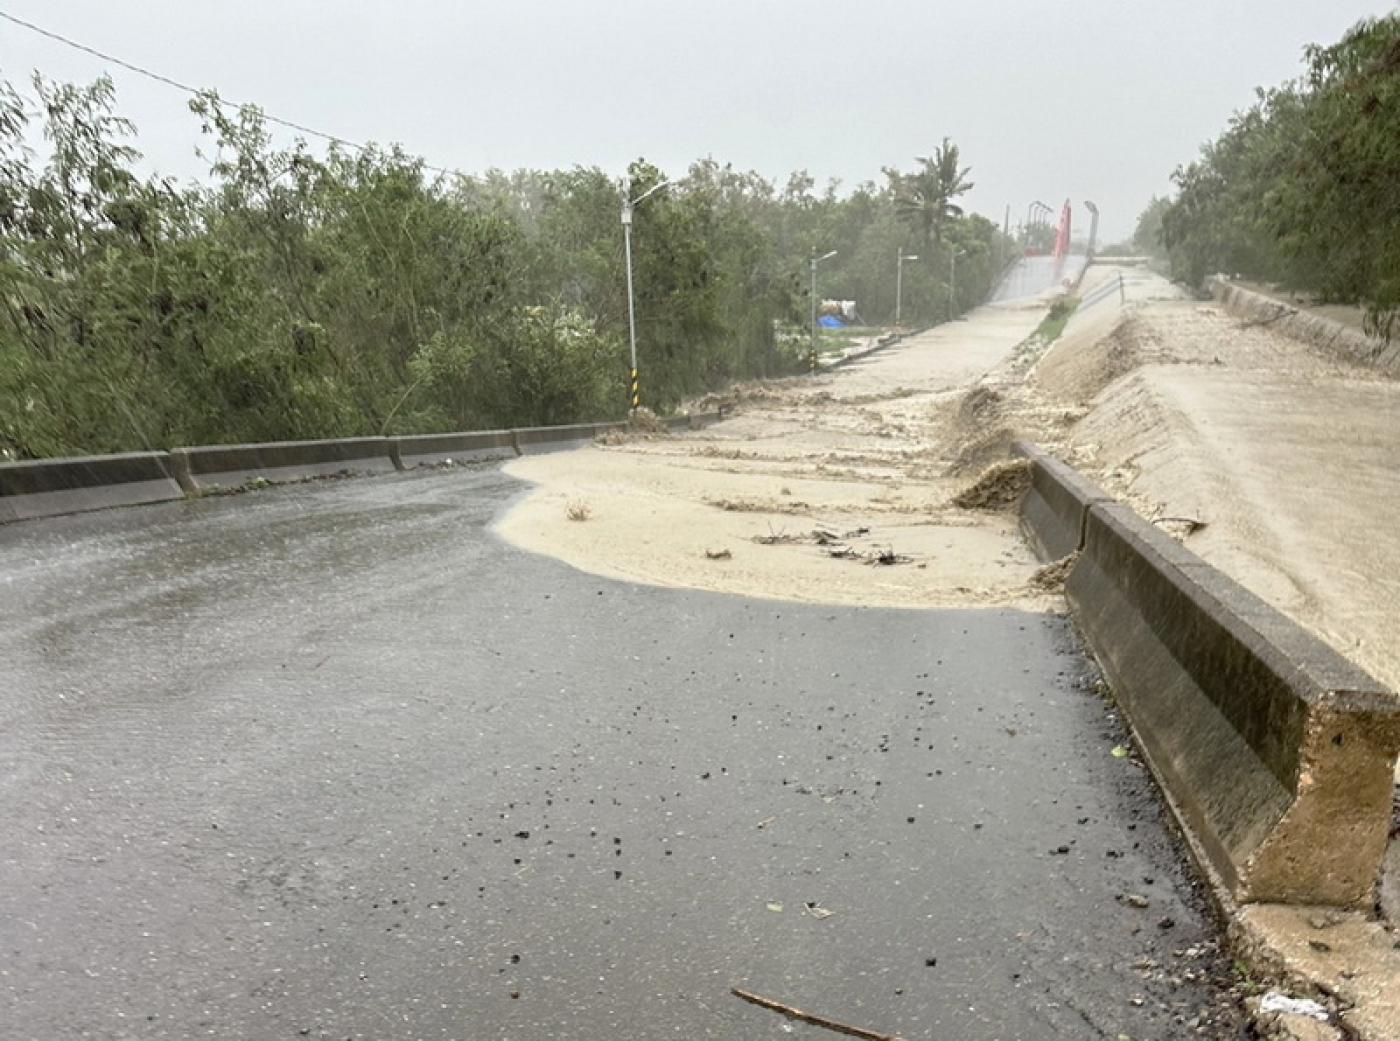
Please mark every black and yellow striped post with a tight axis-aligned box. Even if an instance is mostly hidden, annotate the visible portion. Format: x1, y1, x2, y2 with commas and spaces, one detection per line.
808, 348, 818, 374
629, 368, 640, 411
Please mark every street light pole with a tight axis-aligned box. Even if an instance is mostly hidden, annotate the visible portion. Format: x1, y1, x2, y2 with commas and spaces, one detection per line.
948, 248, 966, 321
1084, 200, 1100, 258
895, 248, 919, 327
621, 200, 639, 410
1025, 201, 1049, 249
809, 249, 838, 373
620, 176, 671, 412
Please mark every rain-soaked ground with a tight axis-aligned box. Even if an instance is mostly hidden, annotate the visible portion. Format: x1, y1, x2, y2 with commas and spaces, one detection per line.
0, 467, 1246, 1040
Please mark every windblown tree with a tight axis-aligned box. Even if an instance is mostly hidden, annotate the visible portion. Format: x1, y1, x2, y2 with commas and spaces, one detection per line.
0, 73, 1011, 459
1148, 13, 1400, 337
890, 138, 974, 251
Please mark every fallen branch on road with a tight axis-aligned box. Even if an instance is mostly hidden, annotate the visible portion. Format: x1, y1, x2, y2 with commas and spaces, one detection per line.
730, 987, 906, 1041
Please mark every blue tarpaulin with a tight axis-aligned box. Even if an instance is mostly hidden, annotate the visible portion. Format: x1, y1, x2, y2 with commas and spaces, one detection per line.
818, 315, 846, 328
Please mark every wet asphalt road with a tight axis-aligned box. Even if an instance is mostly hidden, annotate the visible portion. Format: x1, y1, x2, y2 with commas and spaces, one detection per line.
0, 467, 1241, 1040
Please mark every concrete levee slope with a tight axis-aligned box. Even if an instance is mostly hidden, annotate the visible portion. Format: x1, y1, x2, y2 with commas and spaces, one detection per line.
1012, 441, 1113, 559
171, 438, 395, 492
1020, 445, 1400, 906
391, 430, 517, 468
0, 452, 185, 523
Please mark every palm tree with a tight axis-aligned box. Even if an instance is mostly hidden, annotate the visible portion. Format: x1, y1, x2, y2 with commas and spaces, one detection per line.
893, 138, 974, 251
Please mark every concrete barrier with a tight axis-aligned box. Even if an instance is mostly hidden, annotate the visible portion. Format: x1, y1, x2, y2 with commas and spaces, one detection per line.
1211, 279, 1400, 376
662, 415, 694, 433
390, 430, 517, 468
1020, 446, 1400, 906
1012, 441, 1115, 559
825, 333, 903, 371
511, 423, 620, 455
170, 438, 395, 493
0, 452, 185, 523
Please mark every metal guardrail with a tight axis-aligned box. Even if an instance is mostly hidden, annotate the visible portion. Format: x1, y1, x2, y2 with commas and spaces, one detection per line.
1078, 272, 1127, 312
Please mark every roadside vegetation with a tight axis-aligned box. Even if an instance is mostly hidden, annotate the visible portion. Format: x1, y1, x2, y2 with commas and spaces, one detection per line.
1034, 295, 1079, 344
0, 77, 1012, 460
1138, 13, 1400, 338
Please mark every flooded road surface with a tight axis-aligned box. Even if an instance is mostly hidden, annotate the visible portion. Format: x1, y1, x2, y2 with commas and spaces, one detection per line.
0, 469, 1243, 1040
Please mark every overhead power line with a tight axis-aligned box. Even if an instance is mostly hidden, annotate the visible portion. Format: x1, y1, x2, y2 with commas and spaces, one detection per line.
0, 8, 464, 178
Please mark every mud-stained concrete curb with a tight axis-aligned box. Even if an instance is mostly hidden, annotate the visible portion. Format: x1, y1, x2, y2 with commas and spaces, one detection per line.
1068, 501, 1400, 907
1015, 442, 1400, 1038
1231, 905, 1400, 1040
1016, 443, 1400, 907
1012, 441, 1114, 558
391, 430, 518, 468
171, 437, 399, 493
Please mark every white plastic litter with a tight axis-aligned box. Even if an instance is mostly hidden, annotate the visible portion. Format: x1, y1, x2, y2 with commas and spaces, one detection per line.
1259, 992, 1329, 1021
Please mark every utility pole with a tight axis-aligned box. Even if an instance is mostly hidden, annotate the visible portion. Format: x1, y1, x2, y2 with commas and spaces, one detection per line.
620, 176, 671, 412
895, 248, 919, 327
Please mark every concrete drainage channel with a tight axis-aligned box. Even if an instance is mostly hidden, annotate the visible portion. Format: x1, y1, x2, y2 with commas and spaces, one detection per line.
1016, 440, 1400, 1039
0, 413, 720, 524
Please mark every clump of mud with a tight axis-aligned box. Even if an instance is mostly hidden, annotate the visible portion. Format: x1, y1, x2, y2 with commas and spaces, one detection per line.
1029, 553, 1077, 593
951, 459, 1030, 510
629, 407, 667, 435
947, 425, 1017, 476
692, 378, 817, 413
596, 408, 671, 446
958, 385, 1004, 422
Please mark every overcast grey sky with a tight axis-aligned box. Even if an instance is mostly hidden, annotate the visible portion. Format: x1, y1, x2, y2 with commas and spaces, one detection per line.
0, 1, 1390, 241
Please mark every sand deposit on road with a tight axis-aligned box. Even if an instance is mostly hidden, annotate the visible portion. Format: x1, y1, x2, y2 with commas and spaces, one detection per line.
500, 260, 1400, 700
496, 303, 1061, 610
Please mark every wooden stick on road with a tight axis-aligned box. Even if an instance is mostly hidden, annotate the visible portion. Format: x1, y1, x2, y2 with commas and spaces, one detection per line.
730, 986, 907, 1041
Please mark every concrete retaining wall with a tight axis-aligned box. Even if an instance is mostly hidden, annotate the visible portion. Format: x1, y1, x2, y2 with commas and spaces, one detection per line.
0, 452, 184, 523
1020, 443, 1400, 906
391, 430, 517, 468
171, 438, 396, 493
1211, 280, 1400, 375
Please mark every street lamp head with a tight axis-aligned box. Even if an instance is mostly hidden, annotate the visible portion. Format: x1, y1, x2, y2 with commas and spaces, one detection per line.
901, 253, 919, 261
630, 179, 673, 206
818, 249, 838, 262
1084, 200, 1099, 214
